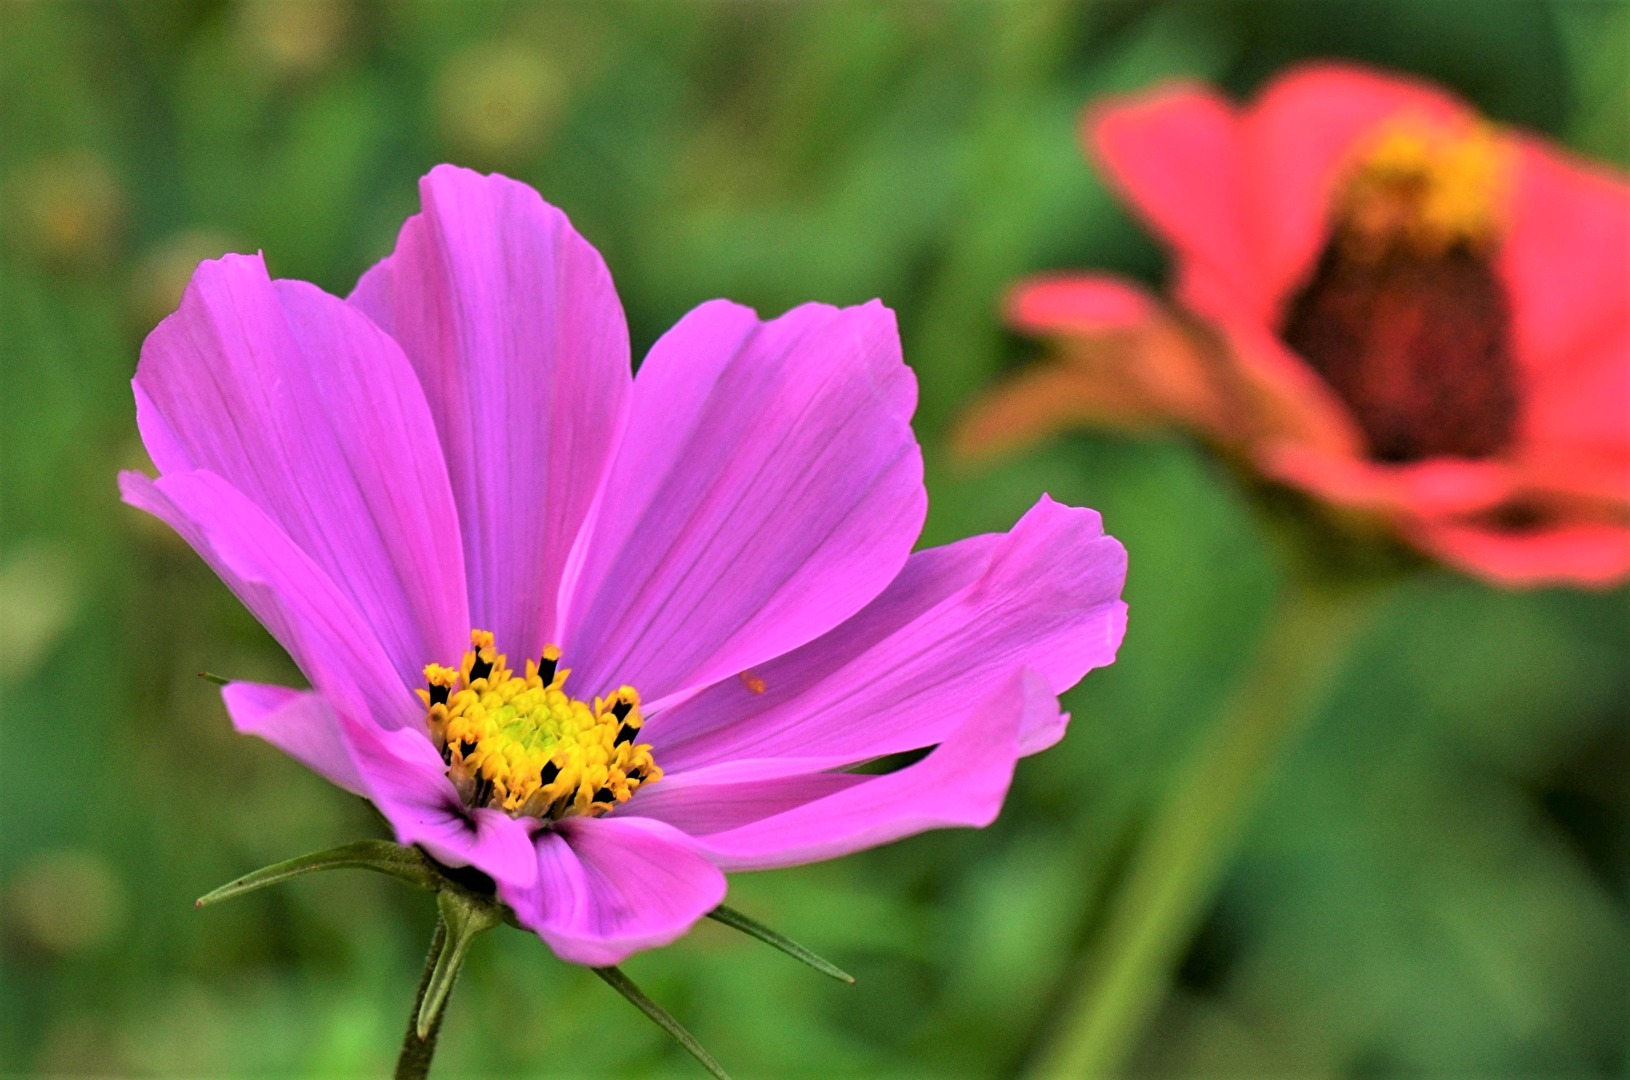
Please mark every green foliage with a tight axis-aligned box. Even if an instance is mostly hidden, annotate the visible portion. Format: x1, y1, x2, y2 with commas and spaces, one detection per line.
1, 1, 1624, 1076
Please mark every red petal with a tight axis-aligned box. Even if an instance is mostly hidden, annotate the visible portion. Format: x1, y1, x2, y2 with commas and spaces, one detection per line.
1087, 84, 1271, 323
1413, 518, 1630, 589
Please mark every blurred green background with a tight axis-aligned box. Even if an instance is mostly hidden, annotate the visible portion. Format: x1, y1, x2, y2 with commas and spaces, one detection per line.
2, 1, 1627, 1076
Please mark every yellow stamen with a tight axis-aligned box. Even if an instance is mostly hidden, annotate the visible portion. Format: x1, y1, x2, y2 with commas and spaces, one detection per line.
1335, 115, 1508, 261
414, 630, 661, 819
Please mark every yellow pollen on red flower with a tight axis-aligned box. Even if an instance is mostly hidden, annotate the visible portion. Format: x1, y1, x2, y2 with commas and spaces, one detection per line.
1334, 116, 1509, 261
1281, 111, 1520, 462
416, 630, 660, 820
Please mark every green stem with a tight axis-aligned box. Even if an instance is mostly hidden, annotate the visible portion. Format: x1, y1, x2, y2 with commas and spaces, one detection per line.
394, 918, 450, 1080
1028, 575, 1392, 1079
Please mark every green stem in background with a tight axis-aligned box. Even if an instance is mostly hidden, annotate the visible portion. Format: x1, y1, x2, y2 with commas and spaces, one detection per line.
1028, 573, 1394, 1079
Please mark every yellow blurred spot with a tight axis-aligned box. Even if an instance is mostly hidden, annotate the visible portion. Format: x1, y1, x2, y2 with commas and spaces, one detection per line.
5, 848, 127, 956
1336, 116, 1509, 261
0, 542, 81, 682
237, 0, 350, 79
8, 151, 125, 270
434, 41, 566, 167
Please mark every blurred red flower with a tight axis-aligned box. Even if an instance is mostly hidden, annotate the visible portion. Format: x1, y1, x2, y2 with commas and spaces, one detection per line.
961, 63, 1630, 587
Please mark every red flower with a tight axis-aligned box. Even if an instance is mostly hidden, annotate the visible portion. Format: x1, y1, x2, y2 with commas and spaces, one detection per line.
963, 63, 1630, 587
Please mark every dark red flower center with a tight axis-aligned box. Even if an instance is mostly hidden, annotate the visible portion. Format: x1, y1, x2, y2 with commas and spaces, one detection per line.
1281, 120, 1520, 463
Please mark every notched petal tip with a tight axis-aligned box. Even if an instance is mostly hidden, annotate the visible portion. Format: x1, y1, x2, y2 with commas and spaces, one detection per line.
116, 468, 155, 506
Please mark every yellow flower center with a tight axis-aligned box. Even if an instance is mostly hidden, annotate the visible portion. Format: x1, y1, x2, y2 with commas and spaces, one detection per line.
416, 631, 661, 820
1333, 116, 1508, 263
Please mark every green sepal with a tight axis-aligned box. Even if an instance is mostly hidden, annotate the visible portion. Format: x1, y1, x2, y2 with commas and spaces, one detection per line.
195, 840, 442, 907
197, 671, 231, 686
706, 904, 855, 984
415, 889, 504, 1039
593, 965, 730, 1080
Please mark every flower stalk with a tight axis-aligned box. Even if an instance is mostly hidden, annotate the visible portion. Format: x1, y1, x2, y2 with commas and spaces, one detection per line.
1029, 570, 1394, 1079
395, 919, 450, 1080
195, 838, 857, 1078
419, 890, 504, 1038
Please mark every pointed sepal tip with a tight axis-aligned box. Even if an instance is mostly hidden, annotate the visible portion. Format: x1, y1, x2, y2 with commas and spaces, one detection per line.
707, 904, 855, 984
593, 965, 731, 1080
195, 840, 442, 908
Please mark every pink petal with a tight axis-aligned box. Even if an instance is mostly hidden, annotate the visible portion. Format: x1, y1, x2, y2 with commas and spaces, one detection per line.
1214, 319, 1367, 457
502, 816, 727, 966
1004, 273, 1157, 335
350, 166, 632, 657
1517, 312, 1630, 462
654, 670, 1057, 872
338, 712, 539, 892
1412, 518, 1630, 590
559, 299, 926, 705
1512, 444, 1630, 509
120, 469, 416, 730
120, 473, 535, 871
1088, 83, 1270, 324
646, 495, 1126, 772
625, 759, 866, 837
1258, 444, 1518, 519
134, 254, 468, 690
1242, 62, 1472, 308
1501, 142, 1630, 453
990, 275, 1258, 447
220, 683, 365, 795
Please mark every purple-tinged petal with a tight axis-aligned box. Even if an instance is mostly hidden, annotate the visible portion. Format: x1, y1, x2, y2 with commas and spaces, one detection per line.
625, 760, 865, 838
350, 166, 631, 657
120, 469, 416, 730
648, 670, 1055, 871
134, 254, 469, 688
220, 683, 365, 795
501, 816, 727, 966
560, 299, 926, 705
646, 496, 1126, 772
338, 712, 539, 893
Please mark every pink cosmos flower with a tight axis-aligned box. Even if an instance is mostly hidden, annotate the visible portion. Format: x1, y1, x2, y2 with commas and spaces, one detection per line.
962, 63, 1629, 588
122, 165, 1128, 966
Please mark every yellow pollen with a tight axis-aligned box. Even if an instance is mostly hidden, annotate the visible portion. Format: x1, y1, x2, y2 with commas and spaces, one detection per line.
415, 630, 661, 820
1334, 115, 1508, 261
